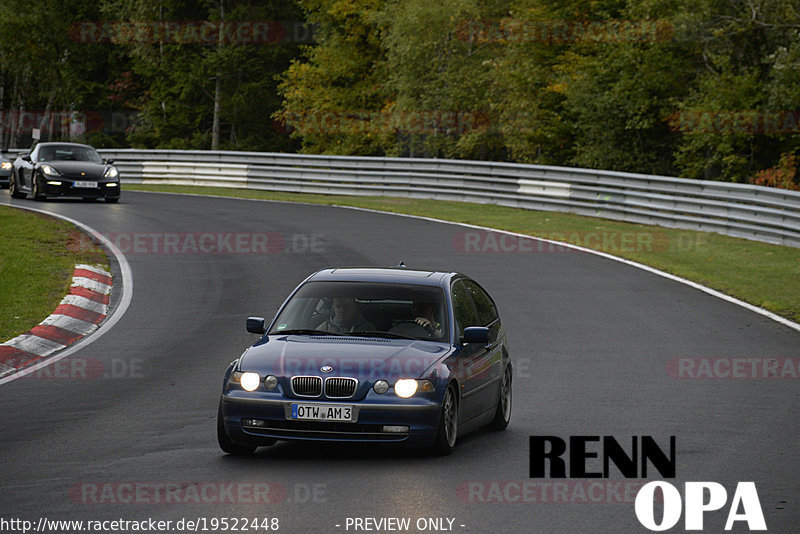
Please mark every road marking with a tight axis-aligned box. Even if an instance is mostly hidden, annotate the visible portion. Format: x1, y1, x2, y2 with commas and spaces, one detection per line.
0, 205, 133, 385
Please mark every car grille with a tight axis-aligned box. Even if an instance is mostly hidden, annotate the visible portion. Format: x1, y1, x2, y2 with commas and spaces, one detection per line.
325, 377, 358, 398
290, 376, 358, 398
291, 376, 322, 397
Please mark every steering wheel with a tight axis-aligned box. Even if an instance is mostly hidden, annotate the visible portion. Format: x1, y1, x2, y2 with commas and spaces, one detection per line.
389, 320, 431, 338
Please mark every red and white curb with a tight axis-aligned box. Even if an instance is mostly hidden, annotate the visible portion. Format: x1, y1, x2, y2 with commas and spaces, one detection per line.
0, 264, 112, 378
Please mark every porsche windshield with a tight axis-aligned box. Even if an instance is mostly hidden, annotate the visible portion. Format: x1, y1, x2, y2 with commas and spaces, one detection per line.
269, 281, 448, 342
38, 145, 103, 163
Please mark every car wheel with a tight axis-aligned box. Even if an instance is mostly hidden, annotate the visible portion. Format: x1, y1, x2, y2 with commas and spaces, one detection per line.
432, 384, 458, 455
9, 172, 25, 199
489, 366, 512, 431
217, 401, 257, 455
31, 176, 45, 201
105, 197, 119, 203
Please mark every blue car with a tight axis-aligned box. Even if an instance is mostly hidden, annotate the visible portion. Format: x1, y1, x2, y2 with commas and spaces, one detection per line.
218, 266, 512, 455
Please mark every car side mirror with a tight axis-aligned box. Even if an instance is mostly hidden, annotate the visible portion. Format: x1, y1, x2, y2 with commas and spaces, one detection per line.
462, 326, 489, 345
104, 158, 115, 164
246, 316, 266, 335
21, 155, 31, 162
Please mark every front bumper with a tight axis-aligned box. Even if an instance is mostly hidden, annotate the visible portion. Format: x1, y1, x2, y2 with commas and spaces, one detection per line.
220, 393, 442, 447
41, 179, 120, 199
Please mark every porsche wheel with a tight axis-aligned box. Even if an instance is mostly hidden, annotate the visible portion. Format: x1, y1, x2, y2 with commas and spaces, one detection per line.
9, 172, 25, 199
31, 177, 45, 201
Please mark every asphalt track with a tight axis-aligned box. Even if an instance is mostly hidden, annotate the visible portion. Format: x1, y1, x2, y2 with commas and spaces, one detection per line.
1, 191, 798, 533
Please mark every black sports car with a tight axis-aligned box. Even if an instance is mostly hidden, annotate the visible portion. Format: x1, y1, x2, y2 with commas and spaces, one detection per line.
0, 154, 11, 188
9, 142, 120, 203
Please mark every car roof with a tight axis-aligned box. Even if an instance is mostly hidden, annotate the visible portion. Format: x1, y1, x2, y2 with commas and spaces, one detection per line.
35, 142, 96, 148
307, 267, 456, 286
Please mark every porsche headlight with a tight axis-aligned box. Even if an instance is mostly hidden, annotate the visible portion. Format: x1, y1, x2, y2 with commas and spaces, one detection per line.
104, 167, 118, 179
42, 165, 60, 176
240, 372, 261, 392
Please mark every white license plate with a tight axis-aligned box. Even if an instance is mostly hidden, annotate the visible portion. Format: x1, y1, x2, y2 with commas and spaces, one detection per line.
291, 403, 354, 422
74, 181, 98, 188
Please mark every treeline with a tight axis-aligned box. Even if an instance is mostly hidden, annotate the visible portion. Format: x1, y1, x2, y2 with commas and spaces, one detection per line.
279, 0, 800, 186
1, 0, 798, 187
0, 0, 304, 152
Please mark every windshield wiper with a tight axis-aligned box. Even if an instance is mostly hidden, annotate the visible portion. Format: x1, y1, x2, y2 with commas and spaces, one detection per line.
273, 329, 345, 336
349, 330, 417, 340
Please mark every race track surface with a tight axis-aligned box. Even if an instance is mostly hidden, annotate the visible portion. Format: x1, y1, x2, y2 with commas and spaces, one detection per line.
1, 191, 798, 533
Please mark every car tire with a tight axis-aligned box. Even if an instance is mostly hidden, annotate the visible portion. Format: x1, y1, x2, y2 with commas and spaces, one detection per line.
217, 401, 257, 455
31, 177, 45, 201
489, 366, 512, 431
9, 172, 25, 199
432, 384, 458, 455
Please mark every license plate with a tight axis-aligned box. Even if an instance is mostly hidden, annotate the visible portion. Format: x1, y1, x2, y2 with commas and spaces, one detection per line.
74, 181, 98, 188
291, 403, 354, 422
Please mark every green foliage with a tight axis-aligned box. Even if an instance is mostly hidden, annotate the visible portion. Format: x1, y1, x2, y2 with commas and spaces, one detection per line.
278, 0, 800, 186
0, 0, 303, 151
1, 0, 797, 186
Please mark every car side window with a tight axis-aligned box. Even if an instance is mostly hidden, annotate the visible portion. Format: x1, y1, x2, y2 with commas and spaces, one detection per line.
451, 280, 479, 338
462, 280, 498, 327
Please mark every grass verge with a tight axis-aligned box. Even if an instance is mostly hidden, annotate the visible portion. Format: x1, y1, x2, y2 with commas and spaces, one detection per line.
127, 184, 800, 324
0, 205, 109, 341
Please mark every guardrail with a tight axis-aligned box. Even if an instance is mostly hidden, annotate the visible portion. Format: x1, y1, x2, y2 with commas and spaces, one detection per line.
7, 148, 800, 247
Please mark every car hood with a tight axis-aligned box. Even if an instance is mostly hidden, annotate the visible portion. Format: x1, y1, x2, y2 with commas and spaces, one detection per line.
42, 161, 107, 179
239, 335, 452, 382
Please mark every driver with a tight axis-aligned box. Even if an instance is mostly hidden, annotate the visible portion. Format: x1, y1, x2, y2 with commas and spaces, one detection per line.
317, 298, 375, 333
413, 301, 443, 338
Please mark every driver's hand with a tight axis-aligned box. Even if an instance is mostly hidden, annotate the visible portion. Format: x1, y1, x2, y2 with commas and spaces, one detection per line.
414, 317, 432, 331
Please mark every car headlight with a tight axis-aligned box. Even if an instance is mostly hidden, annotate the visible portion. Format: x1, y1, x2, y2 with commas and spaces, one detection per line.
1, 161, 11, 170
42, 165, 60, 176
240, 372, 261, 392
104, 167, 118, 179
394, 379, 434, 398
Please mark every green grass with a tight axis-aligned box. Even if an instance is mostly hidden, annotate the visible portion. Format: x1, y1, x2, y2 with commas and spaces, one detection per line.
0, 205, 109, 341
128, 184, 800, 324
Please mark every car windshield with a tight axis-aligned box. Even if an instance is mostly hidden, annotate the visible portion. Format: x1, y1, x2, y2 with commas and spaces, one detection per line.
269, 281, 448, 342
38, 145, 102, 163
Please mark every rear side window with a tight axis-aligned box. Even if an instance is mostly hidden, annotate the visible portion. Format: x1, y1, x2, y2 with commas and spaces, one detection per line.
451, 281, 479, 337
462, 280, 498, 326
